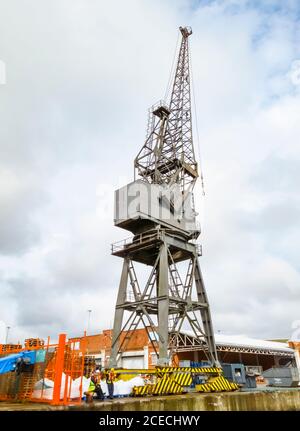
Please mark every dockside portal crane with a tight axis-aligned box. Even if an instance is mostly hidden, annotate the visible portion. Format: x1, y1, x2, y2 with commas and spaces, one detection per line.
110, 26, 219, 368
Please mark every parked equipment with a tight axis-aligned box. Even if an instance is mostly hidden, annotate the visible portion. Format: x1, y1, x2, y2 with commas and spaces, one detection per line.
222, 363, 246, 386
263, 367, 300, 388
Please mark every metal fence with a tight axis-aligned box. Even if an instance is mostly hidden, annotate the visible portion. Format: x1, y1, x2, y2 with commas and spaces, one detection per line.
0, 333, 87, 406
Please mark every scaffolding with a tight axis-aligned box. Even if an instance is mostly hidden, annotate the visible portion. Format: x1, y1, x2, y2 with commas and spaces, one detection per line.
0, 333, 87, 406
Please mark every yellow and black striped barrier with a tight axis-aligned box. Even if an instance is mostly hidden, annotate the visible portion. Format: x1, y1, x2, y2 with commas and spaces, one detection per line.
157, 366, 222, 374
196, 375, 239, 392
132, 378, 183, 396
114, 366, 222, 375
130, 366, 239, 396
151, 375, 183, 395
132, 384, 152, 396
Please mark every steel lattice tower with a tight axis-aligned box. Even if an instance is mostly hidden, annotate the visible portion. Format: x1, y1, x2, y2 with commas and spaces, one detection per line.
110, 27, 219, 367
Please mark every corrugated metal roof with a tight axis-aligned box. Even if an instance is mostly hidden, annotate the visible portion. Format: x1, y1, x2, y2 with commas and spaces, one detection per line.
180, 330, 293, 353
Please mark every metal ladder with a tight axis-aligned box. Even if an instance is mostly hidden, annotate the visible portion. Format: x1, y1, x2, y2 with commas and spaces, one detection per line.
128, 260, 141, 302
183, 259, 194, 300
117, 312, 142, 356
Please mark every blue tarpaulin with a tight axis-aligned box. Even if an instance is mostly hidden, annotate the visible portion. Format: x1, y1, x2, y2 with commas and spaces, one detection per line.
0, 351, 36, 375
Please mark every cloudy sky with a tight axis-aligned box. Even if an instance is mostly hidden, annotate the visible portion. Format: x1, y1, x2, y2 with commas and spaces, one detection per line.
0, 0, 300, 344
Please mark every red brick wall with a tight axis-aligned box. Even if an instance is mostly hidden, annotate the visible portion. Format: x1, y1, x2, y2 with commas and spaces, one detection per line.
75, 328, 156, 356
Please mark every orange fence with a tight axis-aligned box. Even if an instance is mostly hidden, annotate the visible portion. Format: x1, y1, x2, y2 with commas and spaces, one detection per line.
0, 333, 88, 406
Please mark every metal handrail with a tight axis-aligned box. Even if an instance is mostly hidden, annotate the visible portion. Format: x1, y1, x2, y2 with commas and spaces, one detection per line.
111, 231, 159, 253
112, 232, 203, 256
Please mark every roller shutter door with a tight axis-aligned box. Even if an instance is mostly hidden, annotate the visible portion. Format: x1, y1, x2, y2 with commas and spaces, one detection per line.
122, 356, 144, 369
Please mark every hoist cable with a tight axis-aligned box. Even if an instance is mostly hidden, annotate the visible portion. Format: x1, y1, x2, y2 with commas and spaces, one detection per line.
164, 31, 180, 103
189, 39, 205, 196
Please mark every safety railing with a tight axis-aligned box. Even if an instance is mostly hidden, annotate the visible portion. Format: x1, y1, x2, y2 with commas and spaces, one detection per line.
112, 232, 203, 256
196, 244, 202, 256
111, 231, 159, 254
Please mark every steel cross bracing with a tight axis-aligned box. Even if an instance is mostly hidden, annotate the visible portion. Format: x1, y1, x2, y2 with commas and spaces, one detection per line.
109, 27, 219, 368
134, 26, 198, 193
110, 230, 219, 367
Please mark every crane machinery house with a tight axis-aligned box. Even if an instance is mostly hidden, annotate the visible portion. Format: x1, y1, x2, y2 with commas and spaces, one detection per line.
114, 180, 198, 237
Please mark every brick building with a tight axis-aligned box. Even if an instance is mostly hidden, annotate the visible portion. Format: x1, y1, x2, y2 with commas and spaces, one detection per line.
75, 328, 158, 368
73, 328, 297, 373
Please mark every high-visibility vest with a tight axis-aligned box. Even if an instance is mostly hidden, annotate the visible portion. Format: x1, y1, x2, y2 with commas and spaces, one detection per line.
107, 372, 116, 384
88, 380, 95, 392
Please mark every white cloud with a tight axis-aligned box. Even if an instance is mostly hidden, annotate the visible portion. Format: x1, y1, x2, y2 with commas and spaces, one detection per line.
289, 59, 300, 86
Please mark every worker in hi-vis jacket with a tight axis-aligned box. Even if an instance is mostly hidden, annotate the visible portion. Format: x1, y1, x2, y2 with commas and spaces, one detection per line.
106, 368, 116, 399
